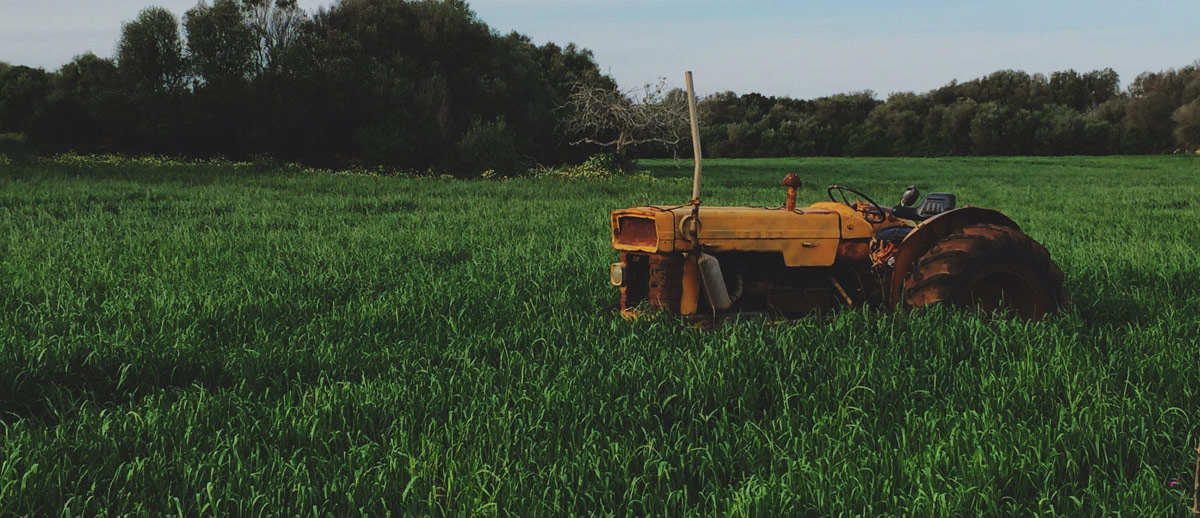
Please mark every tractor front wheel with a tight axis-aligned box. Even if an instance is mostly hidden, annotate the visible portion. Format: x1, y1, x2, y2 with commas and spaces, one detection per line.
903, 223, 1067, 320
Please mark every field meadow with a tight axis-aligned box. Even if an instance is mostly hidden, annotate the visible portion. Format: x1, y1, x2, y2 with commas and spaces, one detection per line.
1, 154, 1199, 516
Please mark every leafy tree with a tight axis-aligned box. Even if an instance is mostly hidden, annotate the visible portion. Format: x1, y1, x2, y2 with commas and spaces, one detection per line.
454, 117, 523, 176
27, 53, 123, 152
114, 6, 189, 153
1083, 68, 1121, 107
1121, 92, 1176, 153
1006, 107, 1041, 154
1037, 104, 1089, 154
184, 0, 256, 88
972, 70, 1034, 106
117, 7, 188, 96
1173, 100, 1200, 152
969, 102, 1009, 155
183, 0, 258, 156
809, 92, 878, 155
759, 115, 819, 156
850, 92, 927, 156
0, 66, 51, 132
265, 0, 606, 173
1049, 70, 1089, 111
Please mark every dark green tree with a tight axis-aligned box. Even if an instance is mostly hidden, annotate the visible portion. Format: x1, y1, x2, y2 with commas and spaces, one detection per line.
1172, 100, 1200, 152
0, 66, 51, 132
969, 102, 1008, 155
117, 7, 188, 96
184, 0, 256, 88
115, 6, 189, 153
184, 0, 258, 156
1121, 91, 1176, 153
27, 53, 124, 152
1083, 68, 1120, 107
1049, 70, 1089, 111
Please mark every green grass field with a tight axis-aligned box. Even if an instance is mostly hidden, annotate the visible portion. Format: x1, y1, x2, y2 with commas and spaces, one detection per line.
1, 155, 1198, 516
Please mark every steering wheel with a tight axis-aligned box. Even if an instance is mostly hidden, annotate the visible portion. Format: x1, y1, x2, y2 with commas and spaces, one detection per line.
827, 184, 886, 223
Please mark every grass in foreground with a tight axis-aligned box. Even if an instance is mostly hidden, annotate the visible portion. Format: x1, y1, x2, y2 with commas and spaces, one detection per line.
0, 155, 1198, 516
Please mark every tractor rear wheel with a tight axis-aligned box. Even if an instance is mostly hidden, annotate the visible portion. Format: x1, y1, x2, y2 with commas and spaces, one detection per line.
903, 223, 1067, 319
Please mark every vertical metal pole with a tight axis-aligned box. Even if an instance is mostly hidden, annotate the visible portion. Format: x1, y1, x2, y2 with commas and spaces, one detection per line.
686, 71, 702, 203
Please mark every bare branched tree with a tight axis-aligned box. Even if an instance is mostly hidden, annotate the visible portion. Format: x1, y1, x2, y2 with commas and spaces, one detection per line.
559, 77, 691, 159
242, 0, 307, 74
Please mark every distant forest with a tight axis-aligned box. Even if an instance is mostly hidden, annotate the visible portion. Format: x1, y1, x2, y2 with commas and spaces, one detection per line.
1, 0, 1198, 175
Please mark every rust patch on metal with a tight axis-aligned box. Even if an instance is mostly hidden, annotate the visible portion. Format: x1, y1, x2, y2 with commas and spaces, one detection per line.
647, 254, 684, 312
614, 217, 657, 247
870, 240, 899, 269
620, 252, 685, 313
836, 240, 871, 262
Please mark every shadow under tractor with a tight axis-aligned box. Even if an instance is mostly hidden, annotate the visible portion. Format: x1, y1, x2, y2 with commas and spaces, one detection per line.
607, 73, 1068, 321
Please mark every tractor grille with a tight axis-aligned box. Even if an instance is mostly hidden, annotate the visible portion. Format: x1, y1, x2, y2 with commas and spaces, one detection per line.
620, 252, 682, 312
614, 217, 658, 248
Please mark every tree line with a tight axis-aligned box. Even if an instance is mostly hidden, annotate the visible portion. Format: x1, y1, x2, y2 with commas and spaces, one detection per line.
0, 0, 610, 175
1, 0, 1198, 176
687, 66, 1200, 159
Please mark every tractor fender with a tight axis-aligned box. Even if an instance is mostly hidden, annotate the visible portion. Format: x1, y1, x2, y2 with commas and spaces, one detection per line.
887, 207, 1021, 305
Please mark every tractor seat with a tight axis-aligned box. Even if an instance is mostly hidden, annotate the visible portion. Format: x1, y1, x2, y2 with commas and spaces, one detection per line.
891, 193, 956, 221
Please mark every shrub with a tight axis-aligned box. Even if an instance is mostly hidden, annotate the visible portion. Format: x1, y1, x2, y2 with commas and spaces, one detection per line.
542, 153, 637, 179
0, 133, 33, 163
1172, 100, 1200, 153
454, 118, 525, 178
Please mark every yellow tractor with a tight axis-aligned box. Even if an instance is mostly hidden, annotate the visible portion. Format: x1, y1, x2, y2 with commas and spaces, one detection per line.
607, 73, 1067, 320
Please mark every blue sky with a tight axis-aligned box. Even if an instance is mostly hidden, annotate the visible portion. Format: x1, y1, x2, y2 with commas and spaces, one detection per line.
2, 0, 1197, 99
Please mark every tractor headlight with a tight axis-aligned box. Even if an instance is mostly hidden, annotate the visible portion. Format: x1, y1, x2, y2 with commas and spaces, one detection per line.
609, 262, 626, 286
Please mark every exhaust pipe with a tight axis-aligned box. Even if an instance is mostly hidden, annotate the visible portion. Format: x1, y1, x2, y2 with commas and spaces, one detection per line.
697, 252, 742, 312
686, 73, 743, 314
697, 253, 730, 310
686, 71, 702, 203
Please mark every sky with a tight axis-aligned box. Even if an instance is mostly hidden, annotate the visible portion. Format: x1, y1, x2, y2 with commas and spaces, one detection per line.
2, 0, 1198, 99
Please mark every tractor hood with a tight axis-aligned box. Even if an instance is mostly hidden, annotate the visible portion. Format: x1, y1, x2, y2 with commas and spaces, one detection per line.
610, 203, 872, 267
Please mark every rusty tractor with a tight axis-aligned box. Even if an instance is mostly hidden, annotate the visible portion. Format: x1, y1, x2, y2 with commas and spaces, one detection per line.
606, 72, 1067, 320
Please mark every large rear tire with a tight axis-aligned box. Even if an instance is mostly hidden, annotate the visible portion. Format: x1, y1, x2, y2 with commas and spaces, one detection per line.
903, 223, 1067, 320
